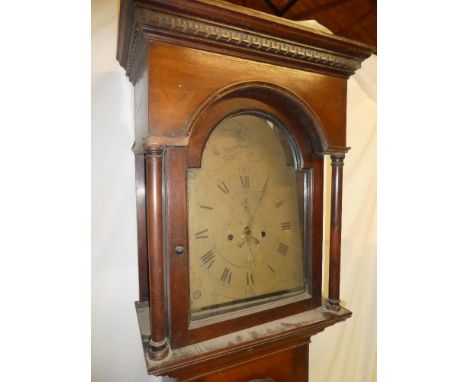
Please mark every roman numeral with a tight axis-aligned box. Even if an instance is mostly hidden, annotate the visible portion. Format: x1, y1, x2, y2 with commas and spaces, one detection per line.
275, 200, 285, 208
195, 229, 208, 239
220, 268, 232, 284
278, 243, 289, 256
281, 222, 292, 230
217, 181, 229, 194
267, 264, 275, 274
246, 272, 254, 285
201, 250, 215, 269
281, 222, 297, 230
240, 175, 250, 188
200, 205, 213, 210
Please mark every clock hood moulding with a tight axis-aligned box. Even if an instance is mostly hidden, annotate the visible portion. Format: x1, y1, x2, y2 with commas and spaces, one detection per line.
117, 0, 375, 83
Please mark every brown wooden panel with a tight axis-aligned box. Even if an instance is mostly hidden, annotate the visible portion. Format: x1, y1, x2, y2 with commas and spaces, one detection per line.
203, 347, 295, 382
165, 147, 190, 348
147, 41, 347, 149
293, 344, 309, 382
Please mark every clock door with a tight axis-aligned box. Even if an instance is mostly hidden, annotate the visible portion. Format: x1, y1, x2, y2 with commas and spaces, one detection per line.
166, 88, 325, 348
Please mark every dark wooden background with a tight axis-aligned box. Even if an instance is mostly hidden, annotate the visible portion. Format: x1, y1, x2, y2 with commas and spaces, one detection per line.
224, 0, 377, 49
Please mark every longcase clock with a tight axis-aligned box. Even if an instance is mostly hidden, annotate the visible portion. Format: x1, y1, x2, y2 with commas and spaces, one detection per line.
117, 0, 374, 380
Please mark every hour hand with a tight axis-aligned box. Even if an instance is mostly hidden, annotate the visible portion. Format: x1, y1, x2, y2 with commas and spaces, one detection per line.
237, 235, 259, 247
237, 239, 246, 248
249, 236, 260, 245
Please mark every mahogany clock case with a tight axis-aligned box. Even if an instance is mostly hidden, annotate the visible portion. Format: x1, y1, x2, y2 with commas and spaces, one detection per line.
162, 80, 326, 348
133, 39, 350, 350
117, 0, 374, 377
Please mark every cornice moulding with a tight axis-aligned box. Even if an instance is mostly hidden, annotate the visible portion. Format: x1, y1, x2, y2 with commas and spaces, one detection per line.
117, 0, 374, 82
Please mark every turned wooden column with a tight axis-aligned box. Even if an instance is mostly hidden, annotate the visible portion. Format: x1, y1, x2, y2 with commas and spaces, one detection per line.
145, 145, 170, 360
327, 153, 345, 311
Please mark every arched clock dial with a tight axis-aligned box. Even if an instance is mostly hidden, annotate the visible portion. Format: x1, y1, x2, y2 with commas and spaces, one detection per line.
188, 114, 308, 319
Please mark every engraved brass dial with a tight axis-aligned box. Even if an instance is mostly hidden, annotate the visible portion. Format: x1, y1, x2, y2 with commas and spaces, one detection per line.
188, 114, 307, 319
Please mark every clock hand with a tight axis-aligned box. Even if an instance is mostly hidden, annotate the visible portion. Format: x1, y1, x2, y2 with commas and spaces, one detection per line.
248, 175, 270, 227
249, 235, 260, 245
242, 226, 259, 243
247, 247, 255, 264
237, 234, 259, 247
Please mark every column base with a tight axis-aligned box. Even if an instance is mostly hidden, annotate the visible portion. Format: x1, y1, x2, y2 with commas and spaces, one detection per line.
326, 298, 341, 312
148, 338, 170, 361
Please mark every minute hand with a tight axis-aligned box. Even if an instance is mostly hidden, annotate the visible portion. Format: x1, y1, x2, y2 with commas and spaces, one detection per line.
248, 175, 270, 226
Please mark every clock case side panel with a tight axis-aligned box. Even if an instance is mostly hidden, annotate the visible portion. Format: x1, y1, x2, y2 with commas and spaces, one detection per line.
166, 85, 326, 348
133, 49, 151, 302
135, 154, 149, 301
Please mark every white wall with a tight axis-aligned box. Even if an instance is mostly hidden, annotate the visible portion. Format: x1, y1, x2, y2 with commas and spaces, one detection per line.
91, 0, 376, 380
92, 0, 156, 381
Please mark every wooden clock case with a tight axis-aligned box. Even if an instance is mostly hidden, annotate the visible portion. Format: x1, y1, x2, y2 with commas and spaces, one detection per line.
117, 0, 374, 380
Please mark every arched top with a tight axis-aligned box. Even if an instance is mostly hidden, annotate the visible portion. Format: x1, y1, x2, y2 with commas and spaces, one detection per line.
200, 113, 301, 171
185, 82, 331, 169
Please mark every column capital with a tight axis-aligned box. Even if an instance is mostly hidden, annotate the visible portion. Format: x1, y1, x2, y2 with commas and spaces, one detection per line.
144, 144, 165, 157
330, 153, 345, 166
321, 146, 349, 158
